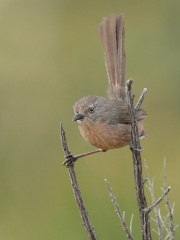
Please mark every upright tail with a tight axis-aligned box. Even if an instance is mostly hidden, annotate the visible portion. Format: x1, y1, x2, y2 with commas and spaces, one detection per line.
99, 14, 127, 101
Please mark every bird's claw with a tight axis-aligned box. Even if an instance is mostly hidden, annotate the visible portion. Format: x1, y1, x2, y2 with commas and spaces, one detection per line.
130, 143, 144, 152
63, 154, 77, 167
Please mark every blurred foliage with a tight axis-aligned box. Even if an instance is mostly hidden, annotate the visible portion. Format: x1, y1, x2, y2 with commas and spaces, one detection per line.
0, 0, 180, 239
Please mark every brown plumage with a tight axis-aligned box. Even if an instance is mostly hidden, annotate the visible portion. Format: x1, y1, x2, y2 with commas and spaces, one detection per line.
99, 14, 126, 101
72, 14, 146, 151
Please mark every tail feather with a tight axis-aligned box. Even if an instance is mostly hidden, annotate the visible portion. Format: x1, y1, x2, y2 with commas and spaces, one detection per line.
99, 14, 127, 101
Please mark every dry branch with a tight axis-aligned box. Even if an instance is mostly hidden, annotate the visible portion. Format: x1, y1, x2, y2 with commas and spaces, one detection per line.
144, 160, 177, 240
145, 187, 171, 214
60, 124, 98, 240
163, 160, 175, 240
127, 79, 152, 240
105, 179, 133, 240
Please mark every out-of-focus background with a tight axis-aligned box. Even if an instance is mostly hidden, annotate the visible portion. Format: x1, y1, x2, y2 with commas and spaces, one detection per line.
0, 0, 180, 239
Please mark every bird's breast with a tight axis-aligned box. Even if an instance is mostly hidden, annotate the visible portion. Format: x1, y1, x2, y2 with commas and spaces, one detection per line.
78, 119, 131, 150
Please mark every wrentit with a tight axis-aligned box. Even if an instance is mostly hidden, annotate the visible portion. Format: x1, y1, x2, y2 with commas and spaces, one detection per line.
72, 14, 146, 151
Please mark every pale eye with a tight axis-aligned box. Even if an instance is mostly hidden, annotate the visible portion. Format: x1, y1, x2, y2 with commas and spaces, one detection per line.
88, 107, 94, 114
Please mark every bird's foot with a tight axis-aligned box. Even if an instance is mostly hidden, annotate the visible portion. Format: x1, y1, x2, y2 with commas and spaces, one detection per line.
130, 143, 144, 151
63, 154, 77, 167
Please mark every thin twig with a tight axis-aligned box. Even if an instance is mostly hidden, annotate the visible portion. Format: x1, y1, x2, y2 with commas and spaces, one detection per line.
144, 161, 164, 239
145, 187, 171, 214
163, 160, 175, 240
126, 79, 152, 240
60, 123, 98, 240
158, 210, 170, 238
135, 88, 147, 112
145, 160, 178, 239
105, 179, 133, 240
130, 214, 134, 236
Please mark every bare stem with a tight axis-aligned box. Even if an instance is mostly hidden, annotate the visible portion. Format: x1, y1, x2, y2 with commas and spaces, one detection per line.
126, 79, 152, 240
145, 187, 171, 214
144, 161, 164, 239
105, 179, 133, 240
130, 214, 134, 236
163, 160, 175, 240
135, 88, 147, 112
60, 123, 98, 240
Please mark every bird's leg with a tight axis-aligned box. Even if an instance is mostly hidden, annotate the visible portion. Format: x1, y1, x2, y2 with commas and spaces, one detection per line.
63, 149, 106, 167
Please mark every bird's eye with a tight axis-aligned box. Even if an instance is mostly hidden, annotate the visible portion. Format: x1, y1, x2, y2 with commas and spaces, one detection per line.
88, 107, 94, 114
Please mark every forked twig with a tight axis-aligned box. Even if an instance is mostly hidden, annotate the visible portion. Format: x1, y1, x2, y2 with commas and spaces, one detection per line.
145, 187, 171, 214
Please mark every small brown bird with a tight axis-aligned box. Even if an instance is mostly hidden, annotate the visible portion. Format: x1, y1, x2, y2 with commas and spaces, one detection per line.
72, 14, 146, 152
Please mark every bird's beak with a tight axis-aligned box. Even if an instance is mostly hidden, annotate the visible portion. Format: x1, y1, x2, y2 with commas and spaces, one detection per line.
72, 113, 84, 122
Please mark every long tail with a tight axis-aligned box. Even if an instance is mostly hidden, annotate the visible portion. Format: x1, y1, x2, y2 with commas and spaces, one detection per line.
99, 14, 127, 101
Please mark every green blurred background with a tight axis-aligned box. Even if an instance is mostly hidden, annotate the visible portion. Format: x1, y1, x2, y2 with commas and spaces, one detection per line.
0, 0, 180, 239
